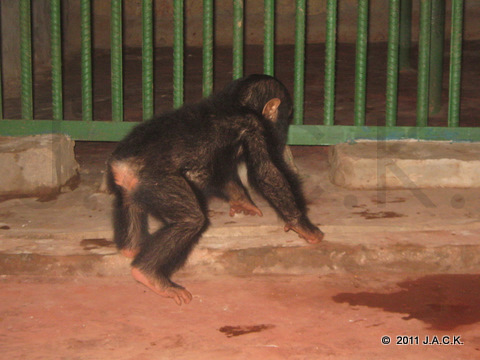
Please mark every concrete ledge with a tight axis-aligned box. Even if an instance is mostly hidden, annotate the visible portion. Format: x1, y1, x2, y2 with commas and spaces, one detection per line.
0, 134, 79, 196
329, 141, 480, 189
1, 229, 480, 277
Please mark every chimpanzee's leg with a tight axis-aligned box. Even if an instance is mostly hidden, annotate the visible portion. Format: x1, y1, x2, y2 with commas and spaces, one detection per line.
130, 175, 209, 305
112, 195, 148, 259
224, 172, 263, 217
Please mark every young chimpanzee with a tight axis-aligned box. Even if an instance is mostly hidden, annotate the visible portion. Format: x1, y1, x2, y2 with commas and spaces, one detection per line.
107, 74, 324, 305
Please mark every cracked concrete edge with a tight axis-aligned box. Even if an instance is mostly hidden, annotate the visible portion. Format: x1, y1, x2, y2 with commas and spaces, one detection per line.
1, 220, 480, 253
1, 216, 479, 276
2, 239, 480, 278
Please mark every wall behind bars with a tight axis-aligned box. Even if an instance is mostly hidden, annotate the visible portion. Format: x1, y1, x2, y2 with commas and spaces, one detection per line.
2, 0, 480, 97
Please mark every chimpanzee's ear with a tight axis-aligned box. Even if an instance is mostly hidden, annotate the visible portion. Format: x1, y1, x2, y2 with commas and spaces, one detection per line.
262, 98, 281, 122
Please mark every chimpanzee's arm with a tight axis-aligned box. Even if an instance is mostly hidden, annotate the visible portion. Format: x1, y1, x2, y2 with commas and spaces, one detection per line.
243, 119, 323, 243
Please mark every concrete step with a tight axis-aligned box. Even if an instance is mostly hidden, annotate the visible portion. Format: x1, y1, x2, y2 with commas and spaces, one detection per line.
1, 144, 480, 278
330, 141, 480, 189
1, 227, 480, 277
0, 134, 79, 197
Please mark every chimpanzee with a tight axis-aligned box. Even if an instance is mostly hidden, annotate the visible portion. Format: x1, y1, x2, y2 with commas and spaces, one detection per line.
107, 74, 324, 305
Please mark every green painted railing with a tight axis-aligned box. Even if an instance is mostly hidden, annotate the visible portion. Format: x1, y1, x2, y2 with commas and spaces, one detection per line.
232, 0, 244, 80
448, 0, 464, 128
50, 0, 63, 121
0, 0, 477, 144
202, 0, 214, 97
385, 0, 400, 127
263, 0, 275, 76
80, 0, 92, 122
173, 0, 184, 108
293, 0, 306, 126
323, 0, 337, 127
142, 0, 154, 121
19, 0, 33, 121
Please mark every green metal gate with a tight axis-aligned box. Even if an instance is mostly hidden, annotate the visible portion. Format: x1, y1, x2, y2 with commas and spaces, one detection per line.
0, 0, 478, 144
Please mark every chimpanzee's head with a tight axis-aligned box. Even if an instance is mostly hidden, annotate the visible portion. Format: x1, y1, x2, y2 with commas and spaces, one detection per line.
225, 74, 293, 149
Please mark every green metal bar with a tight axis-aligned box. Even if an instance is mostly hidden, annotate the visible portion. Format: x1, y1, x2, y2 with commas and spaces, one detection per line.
233, 0, 244, 80
286, 125, 480, 145
385, 0, 400, 127
263, 0, 275, 76
20, 0, 33, 120
111, 0, 123, 121
203, 0, 213, 97
353, 0, 368, 126
448, 0, 464, 127
173, 0, 184, 108
429, 0, 445, 115
0, 1, 2, 117
142, 0, 154, 120
293, 0, 306, 125
51, 0, 63, 121
399, 0, 412, 70
80, 0, 92, 121
0, 53, 2, 119
416, 0, 432, 127
324, 0, 337, 126
3, 120, 480, 144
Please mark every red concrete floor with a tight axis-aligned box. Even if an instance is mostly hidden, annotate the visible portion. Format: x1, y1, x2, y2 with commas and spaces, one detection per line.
1, 273, 479, 359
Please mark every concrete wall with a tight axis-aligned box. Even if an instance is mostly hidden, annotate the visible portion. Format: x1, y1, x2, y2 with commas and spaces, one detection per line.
1, 0, 51, 97
2, 0, 480, 96
62, 0, 480, 49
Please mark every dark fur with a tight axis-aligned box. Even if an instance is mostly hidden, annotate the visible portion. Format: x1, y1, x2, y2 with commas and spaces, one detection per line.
107, 74, 319, 290
217, 74, 293, 149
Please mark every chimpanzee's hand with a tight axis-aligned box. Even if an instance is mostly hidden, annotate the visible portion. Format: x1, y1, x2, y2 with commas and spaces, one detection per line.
229, 200, 263, 217
284, 218, 324, 244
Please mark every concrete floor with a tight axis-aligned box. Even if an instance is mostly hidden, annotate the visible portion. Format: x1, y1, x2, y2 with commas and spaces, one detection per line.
1, 273, 479, 359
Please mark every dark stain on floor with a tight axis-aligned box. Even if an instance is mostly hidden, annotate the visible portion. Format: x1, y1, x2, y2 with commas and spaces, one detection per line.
353, 210, 406, 219
219, 324, 275, 338
371, 197, 406, 205
333, 274, 480, 330
80, 238, 114, 251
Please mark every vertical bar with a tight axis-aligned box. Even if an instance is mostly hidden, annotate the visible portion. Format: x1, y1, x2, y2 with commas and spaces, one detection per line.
399, 0, 412, 70
51, 0, 63, 121
448, 0, 464, 127
416, 0, 432, 127
353, 0, 369, 126
233, 0, 244, 80
111, 0, 123, 121
385, 0, 400, 127
324, 0, 337, 126
0, 51, 2, 119
173, 0, 184, 108
142, 0, 154, 120
263, 0, 275, 76
429, 0, 445, 114
80, 0, 92, 121
203, 0, 213, 97
293, 0, 306, 125
20, 0, 33, 120
0, 4, 3, 119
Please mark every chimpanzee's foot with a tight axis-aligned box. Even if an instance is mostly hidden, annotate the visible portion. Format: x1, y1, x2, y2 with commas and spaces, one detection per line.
131, 267, 193, 305
284, 223, 324, 244
229, 200, 263, 217
120, 248, 140, 259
